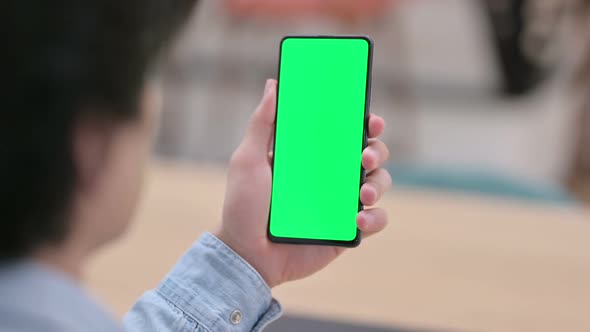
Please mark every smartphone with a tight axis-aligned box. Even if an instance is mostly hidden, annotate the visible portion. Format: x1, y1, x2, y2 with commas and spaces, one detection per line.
268, 35, 373, 247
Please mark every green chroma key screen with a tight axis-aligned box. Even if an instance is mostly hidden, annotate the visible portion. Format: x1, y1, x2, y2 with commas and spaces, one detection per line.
269, 36, 371, 244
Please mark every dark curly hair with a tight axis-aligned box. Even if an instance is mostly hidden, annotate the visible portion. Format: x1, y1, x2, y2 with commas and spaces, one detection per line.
0, 0, 198, 260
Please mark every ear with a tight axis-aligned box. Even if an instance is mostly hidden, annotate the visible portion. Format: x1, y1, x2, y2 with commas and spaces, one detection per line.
72, 114, 113, 192
140, 79, 163, 136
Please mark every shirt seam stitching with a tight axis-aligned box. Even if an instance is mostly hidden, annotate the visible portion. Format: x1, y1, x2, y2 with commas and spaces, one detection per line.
157, 281, 216, 332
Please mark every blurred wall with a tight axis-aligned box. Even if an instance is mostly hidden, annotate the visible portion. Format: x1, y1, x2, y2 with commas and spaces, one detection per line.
156, 0, 583, 189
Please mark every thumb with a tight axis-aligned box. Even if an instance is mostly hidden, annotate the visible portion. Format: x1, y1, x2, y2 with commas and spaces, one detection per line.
241, 79, 277, 159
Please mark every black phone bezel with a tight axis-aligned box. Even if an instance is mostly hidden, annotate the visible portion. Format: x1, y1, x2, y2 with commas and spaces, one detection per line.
267, 35, 374, 248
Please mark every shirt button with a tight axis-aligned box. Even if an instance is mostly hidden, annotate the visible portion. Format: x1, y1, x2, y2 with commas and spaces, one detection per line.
230, 309, 242, 325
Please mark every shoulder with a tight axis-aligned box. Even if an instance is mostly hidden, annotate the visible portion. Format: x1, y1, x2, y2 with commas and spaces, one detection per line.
0, 262, 123, 332
0, 308, 64, 332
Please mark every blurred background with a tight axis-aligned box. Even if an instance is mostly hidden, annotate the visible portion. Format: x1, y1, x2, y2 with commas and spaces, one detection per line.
159, 0, 590, 203
88, 0, 590, 331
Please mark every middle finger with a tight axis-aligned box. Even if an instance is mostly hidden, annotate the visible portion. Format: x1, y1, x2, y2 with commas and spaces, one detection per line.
362, 138, 389, 171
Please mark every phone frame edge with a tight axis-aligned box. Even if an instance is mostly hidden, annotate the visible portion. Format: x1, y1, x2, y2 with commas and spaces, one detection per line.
267, 35, 374, 248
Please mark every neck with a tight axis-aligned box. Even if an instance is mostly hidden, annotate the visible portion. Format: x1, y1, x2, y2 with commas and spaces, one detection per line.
34, 241, 87, 280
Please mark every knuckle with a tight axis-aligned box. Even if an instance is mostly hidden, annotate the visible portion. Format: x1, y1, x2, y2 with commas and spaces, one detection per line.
372, 208, 384, 219
382, 169, 393, 190
370, 178, 382, 195
383, 143, 389, 160
382, 142, 390, 161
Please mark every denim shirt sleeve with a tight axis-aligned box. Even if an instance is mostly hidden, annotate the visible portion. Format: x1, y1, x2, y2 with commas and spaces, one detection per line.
123, 232, 282, 332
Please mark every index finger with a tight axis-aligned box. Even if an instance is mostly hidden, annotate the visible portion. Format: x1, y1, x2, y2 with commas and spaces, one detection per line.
368, 113, 385, 139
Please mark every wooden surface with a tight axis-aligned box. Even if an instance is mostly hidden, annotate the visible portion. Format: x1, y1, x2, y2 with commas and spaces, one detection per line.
87, 161, 590, 332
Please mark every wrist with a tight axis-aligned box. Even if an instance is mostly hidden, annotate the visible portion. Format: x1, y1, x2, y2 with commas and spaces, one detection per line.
213, 229, 278, 288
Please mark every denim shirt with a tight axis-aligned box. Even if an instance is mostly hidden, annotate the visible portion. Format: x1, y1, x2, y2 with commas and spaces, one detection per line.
0, 233, 282, 332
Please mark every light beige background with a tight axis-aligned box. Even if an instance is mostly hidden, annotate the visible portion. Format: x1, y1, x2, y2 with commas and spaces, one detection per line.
87, 161, 590, 332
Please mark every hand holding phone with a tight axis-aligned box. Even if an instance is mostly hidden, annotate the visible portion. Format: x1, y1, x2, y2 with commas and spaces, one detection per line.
216, 37, 391, 288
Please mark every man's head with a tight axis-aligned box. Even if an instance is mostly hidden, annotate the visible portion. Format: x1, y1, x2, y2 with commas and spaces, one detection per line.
1, 0, 197, 261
